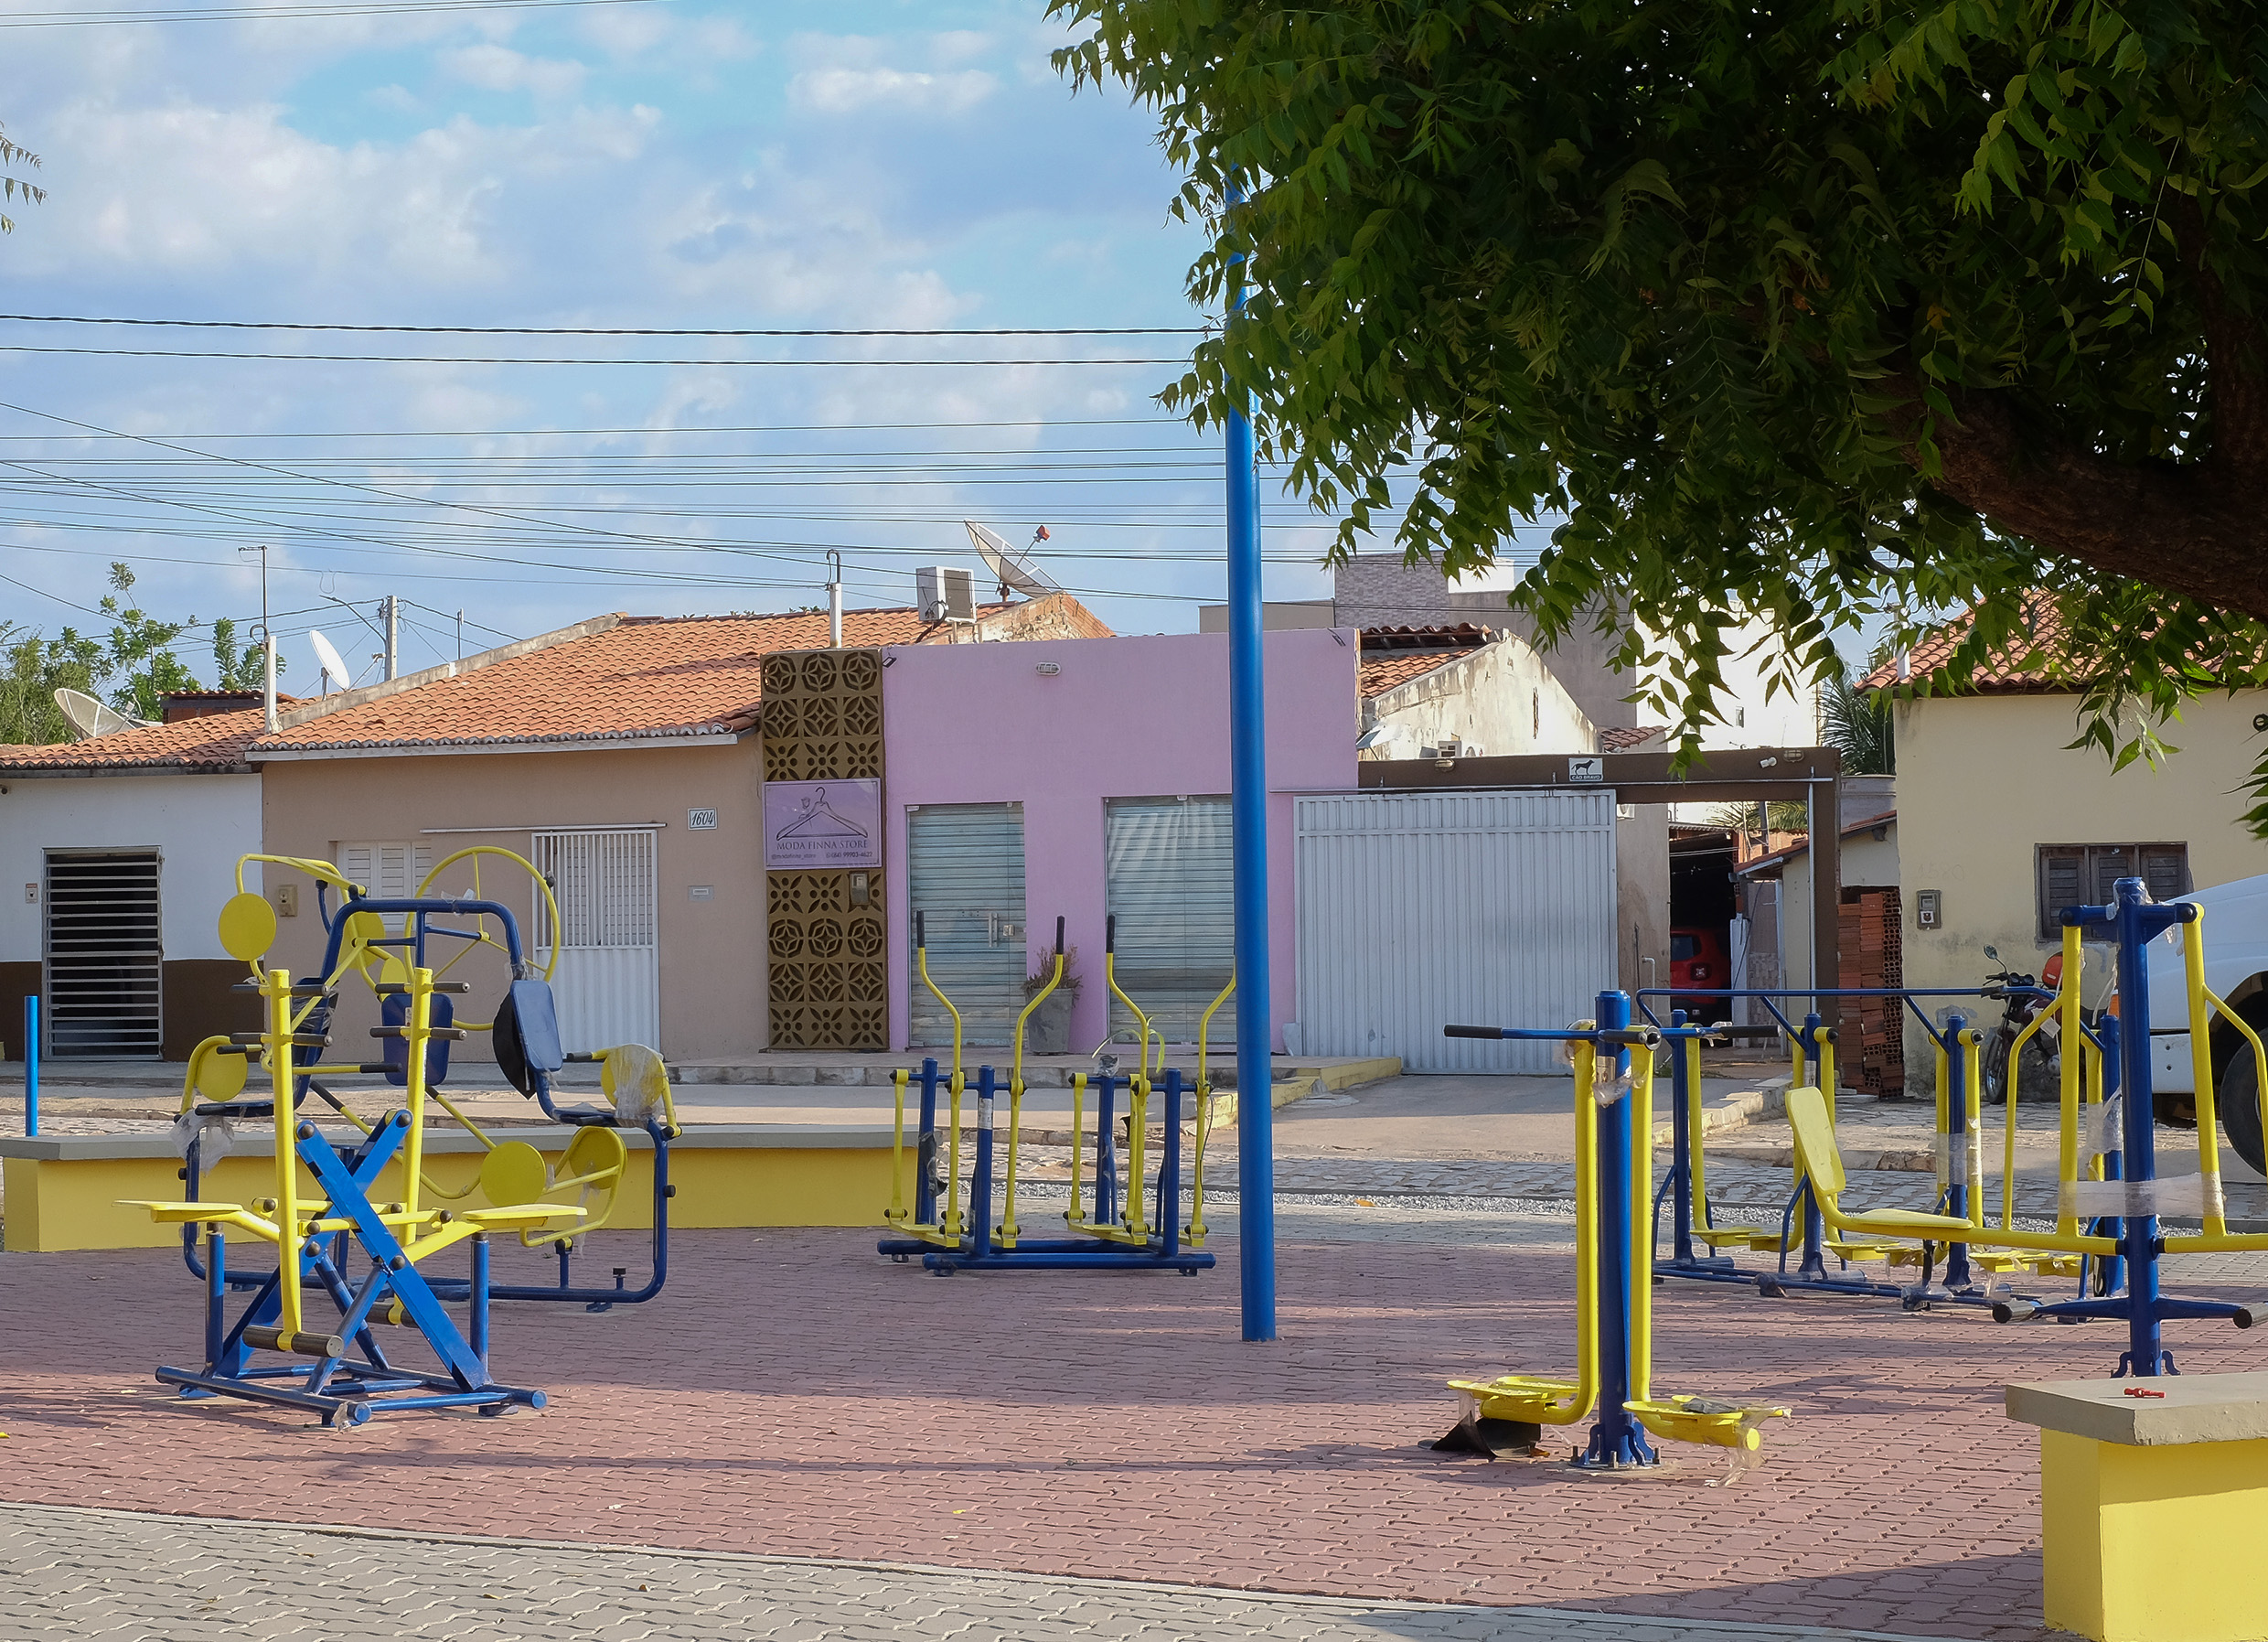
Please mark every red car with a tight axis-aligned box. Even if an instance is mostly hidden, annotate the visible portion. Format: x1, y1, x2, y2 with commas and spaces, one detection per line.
1670, 926, 1731, 1021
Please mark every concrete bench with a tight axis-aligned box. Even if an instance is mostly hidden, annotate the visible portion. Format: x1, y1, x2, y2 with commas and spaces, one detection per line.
2005, 1372, 2268, 1642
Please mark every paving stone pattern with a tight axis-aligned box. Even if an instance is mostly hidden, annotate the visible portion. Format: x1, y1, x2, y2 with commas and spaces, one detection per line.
5, 1214, 2268, 1641
0, 1504, 1956, 1642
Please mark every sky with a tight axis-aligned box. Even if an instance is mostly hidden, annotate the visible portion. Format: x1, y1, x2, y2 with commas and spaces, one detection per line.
0, 0, 1546, 691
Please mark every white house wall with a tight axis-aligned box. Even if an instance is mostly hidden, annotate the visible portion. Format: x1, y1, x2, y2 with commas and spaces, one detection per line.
0, 773, 262, 965
1370, 636, 1596, 757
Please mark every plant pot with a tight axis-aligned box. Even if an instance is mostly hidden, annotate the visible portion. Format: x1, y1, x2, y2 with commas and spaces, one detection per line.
1023, 990, 1075, 1054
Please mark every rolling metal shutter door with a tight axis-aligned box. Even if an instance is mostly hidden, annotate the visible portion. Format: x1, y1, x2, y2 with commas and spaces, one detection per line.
44, 851, 163, 1058
907, 803, 1026, 1047
1105, 796, 1236, 1046
1294, 789, 1618, 1074
532, 829, 661, 1056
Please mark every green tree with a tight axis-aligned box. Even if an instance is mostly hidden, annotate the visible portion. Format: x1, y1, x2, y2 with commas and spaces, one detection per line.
210, 617, 262, 692
0, 565, 206, 742
0, 120, 41, 233
1821, 675, 1896, 775
0, 624, 100, 744
1053, 1, 2268, 811
97, 564, 200, 721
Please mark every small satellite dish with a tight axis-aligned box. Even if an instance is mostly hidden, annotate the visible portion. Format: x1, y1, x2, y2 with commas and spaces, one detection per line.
966, 521, 1065, 603
53, 688, 145, 740
309, 629, 351, 694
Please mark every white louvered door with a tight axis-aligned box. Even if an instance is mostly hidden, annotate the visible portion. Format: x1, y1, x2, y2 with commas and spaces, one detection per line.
530, 828, 660, 1054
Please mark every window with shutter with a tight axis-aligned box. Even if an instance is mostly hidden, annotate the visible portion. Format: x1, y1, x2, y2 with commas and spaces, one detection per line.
2035, 842, 2189, 941
337, 840, 436, 932
2038, 848, 2086, 941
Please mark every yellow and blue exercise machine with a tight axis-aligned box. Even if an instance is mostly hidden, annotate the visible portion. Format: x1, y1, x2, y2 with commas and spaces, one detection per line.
878, 913, 1217, 1275
135, 848, 680, 1425
1644, 980, 2106, 1307
1439, 992, 1790, 1471
1767, 877, 2268, 1376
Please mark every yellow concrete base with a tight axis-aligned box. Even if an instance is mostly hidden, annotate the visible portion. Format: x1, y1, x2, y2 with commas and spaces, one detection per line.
1, 1126, 913, 1252
2041, 1427, 2268, 1642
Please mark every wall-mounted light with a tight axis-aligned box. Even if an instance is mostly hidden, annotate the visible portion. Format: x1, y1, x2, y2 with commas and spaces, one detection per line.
1034, 661, 1062, 676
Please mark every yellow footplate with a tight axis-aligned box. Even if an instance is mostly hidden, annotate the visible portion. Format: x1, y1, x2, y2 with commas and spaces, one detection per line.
1446, 1374, 1582, 1422
1627, 1395, 1791, 1450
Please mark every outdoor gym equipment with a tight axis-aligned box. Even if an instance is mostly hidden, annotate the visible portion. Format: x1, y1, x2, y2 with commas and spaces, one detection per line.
1781, 877, 2268, 1376
877, 913, 1217, 1275
1438, 993, 1790, 1474
134, 848, 681, 1425
1643, 981, 2104, 1307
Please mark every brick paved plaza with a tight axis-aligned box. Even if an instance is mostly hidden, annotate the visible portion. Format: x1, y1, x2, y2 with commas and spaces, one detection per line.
4, 1198, 2264, 1639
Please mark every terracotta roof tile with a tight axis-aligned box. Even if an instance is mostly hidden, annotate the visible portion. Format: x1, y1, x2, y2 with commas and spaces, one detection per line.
252, 595, 1106, 756
1359, 650, 1462, 699
0, 705, 267, 773
1858, 594, 2070, 692
1600, 724, 1669, 751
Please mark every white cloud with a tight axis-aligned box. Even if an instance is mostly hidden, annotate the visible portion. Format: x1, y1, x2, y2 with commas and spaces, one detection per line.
438, 44, 587, 101
787, 66, 997, 117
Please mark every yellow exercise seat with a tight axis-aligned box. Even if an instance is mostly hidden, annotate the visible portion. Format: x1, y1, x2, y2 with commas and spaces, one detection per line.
1785, 1088, 1982, 1243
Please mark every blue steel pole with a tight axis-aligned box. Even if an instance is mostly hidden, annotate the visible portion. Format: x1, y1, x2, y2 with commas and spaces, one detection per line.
2113, 880, 2165, 1377
24, 993, 37, 1137
1225, 178, 1276, 1342
1795, 1013, 1827, 1281
1578, 990, 1657, 1468
1944, 1012, 1974, 1291
1669, 1009, 1695, 1263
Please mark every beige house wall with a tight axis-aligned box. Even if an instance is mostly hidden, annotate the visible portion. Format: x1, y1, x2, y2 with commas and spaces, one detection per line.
1896, 689, 2268, 1085
258, 744, 767, 1061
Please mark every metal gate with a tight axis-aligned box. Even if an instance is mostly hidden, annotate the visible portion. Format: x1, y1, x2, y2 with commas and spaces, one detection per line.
1105, 795, 1235, 1045
906, 802, 1025, 1046
44, 850, 163, 1058
1294, 790, 1618, 1073
531, 828, 660, 1055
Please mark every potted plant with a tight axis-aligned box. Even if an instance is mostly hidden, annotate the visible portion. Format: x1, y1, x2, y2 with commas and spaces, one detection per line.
1022, 947, 1080, 1054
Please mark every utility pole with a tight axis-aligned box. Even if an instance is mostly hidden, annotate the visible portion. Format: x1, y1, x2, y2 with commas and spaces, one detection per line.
382, 595, 398, 681
827, 550, 844, 649
239, 544, 276, 733
455, 609, 464, 676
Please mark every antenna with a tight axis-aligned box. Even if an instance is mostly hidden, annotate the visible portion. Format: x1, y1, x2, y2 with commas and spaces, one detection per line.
309, 629, 350, 696
53, 688, 144, 740
965, 521, 1064, 603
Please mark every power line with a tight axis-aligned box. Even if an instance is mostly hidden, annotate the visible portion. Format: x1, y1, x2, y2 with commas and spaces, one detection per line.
0, 416, 1183, 439
0, 345, 1188, 367
1, 0, 666, 26
0, 314, 1208, 338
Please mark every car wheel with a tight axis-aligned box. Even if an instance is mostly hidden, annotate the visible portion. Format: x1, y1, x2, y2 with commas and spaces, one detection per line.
2221, 1030, 2267, 1176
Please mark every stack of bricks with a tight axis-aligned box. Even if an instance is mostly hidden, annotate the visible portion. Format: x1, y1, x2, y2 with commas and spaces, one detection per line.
1839, 887, 1906, 1094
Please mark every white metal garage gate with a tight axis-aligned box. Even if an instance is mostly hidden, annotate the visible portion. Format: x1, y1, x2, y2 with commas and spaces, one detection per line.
1293, 789, 1619, 1074
531, 828, 660, 1056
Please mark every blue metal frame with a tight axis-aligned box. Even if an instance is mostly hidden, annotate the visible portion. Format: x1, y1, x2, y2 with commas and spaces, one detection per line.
1639, 984, 2041, 1310
876, 1063, 1215, 1275
1225, 177, 1276, 1343
1991, 878, 2253, 1375
162, 879, 679, 1423
1447, 996, 1664, 1468
22, 992, 36, 1137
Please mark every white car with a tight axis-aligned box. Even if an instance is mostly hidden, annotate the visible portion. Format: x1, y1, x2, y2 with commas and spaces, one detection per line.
2143, 872, 2268, 1172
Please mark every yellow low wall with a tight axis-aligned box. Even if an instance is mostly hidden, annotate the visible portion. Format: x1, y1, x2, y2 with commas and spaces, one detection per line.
0, 1124, 913, 1253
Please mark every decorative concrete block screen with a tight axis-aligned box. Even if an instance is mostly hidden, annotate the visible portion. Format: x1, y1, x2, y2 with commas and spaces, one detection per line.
762, 648, 887, 1049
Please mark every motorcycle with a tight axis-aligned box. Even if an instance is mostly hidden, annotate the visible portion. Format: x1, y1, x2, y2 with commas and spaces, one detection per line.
1977, 943, 2109, 1104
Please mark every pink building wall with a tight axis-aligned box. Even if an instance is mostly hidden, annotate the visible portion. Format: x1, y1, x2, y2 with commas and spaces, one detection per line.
881, 628, 1359, 1054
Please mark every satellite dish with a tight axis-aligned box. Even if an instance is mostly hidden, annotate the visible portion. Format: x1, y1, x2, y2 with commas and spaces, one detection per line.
965, 521, 1065, 602
309, 629, 351, 694
53, 688, 145, 740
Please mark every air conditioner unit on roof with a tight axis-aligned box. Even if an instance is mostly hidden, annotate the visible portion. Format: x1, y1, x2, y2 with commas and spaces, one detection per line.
916, 566, 975, 624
